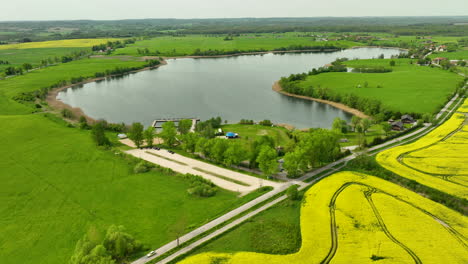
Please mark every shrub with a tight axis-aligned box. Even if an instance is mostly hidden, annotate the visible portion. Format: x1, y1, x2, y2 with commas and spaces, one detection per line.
133, 161, 153, 174
184, 174, 217, 197
61, 108, 75, 119
286, 185, 300, 201
259, 119, 273, 126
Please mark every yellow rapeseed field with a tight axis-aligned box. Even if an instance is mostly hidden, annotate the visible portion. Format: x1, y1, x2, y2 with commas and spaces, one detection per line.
377, 105, 468, 198
459, 98, 468, 113
0, 39, 118, 50
178, 172, 468, 264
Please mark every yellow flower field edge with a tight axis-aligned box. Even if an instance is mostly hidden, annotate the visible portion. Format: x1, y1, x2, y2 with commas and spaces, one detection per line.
459, 98, 468, 113
178, 172, 468, 264
0, 38, 119, 50
377, 99, 468, 198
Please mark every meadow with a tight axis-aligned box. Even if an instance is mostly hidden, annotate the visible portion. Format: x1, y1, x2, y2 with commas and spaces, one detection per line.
114, 33, 362, 56
296, 59, 463, 114
0, 47, 89, 72
179, 172, 468, 264
428, 49, 468, 60
377, 100, 468, 199
0, 113, 267, 264
0, 57, 147, 115
221, 124, 292, 148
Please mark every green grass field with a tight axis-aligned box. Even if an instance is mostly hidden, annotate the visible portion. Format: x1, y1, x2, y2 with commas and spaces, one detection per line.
0, 113, 267, 264
0, 47, 89, 72
428, 50, 468, 60
221, 124, 292, 148
0, 58, 146, 115
296, 59, 463, 114
189, 198, 302, 256
114, 34, 362, 56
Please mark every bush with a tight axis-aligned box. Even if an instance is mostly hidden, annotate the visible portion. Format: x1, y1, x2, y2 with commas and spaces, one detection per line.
259, 119, 273, 126
184, 174, 217, 197
133, 161, 153, 174
286, 185, 300, 201
61, 108, 75, 119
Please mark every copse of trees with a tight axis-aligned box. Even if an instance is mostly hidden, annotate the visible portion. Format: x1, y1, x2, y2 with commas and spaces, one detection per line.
160, 121, 177, 146
351, 67, 392, 73
70, 225, 142, 264
283, 129, 342, 178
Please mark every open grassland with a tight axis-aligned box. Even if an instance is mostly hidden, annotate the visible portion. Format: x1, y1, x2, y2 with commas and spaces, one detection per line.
221, 124, 292, 148
0, 47, 88, 71
179, 172, 468, 264
377, 101, 468, 198
0, 58, 146, 115
428, 50, 468, 60
114, 34, 362, 56
0, 38, 117, 50
0, 114, 264, 264
296, 59, 463, 114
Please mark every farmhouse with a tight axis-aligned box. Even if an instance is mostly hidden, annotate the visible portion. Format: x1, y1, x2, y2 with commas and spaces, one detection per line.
432, 57, 447, 65
391, 121, 404, 131
401, 114, 415, 124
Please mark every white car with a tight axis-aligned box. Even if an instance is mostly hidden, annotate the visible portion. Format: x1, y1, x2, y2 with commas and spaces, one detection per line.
146, 250, 157, 258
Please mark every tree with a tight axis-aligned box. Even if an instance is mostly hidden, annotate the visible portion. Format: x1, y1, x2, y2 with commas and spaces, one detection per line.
178, 119, 192, 134
22, 63, 33, 71
351, 116, 361, 132
332, 117, 348, 134
159, 121, 177, 146
224, 142, 247, 167
249, 135, 275, 168
128, 122, 144, 148
286, 185, 300, 201
283, 149, 308, 178
381, 122, 392, 136
180, 133, 199, 153
91, 122, 110, 146
79, 116, 89, 129
210, 138, 229, 163
256, 145, 278, 177
103, 225, 141, 261
144, 126, 155, 147
389, 60, 396, 67
361, 118, 371, 135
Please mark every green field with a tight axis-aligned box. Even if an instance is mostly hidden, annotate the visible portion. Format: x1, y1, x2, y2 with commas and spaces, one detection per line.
0, 58, 146, 115
0, 113, 268, 264
189, 198, 302, 256
114, 34, 362, 56
0, 47, 89, 72
221, 124, 292, 148
296, 59, 463, 114
429, 49, 468, 60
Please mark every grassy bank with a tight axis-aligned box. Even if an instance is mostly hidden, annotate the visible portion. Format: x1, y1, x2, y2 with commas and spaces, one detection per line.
295, 59, 463, 114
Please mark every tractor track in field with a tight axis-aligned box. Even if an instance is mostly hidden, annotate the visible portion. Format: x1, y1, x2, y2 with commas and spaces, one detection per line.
320, 182, 468, 264
365, 192, 422, 264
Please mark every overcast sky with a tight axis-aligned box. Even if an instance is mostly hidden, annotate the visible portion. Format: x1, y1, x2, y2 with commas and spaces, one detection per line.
1, 0, 467, 21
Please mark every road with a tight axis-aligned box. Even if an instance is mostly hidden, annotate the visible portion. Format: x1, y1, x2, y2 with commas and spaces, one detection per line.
126, 148, 283, 195
131, 94, 464, 264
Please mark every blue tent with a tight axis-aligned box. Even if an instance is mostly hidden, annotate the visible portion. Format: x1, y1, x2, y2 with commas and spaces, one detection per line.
226, 132, 236, 138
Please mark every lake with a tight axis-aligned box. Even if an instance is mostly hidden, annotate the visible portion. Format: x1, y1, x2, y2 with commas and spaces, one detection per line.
57, 48, 402, 128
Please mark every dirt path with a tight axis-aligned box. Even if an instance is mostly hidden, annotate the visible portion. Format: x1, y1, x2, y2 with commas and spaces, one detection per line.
272, 81, 369, 119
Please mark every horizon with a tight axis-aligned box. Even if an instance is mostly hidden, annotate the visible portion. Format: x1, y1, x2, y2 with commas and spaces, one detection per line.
2, 0, 467, 21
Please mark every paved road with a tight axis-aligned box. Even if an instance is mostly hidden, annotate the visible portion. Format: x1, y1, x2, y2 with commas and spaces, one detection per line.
132, 94, 464, 264
126, 148, 283, 195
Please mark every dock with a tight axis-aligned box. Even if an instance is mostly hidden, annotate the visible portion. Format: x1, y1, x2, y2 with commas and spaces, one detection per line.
151, 118, 200, 132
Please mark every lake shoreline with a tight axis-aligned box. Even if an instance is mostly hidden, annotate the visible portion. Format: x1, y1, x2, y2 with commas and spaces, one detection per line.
272, 81, 370, 119
46, 60, 168, 124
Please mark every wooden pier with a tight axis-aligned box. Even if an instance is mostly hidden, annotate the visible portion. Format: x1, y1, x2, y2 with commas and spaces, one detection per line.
151, 118, 200, 131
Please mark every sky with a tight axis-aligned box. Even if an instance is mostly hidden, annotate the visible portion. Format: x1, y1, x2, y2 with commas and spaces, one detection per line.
1, 0, 467, 21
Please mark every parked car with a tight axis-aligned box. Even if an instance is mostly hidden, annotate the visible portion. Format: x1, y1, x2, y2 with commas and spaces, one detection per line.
168, 150, 175, 154
153, 147, 160, 150
146, 250, 157, 258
